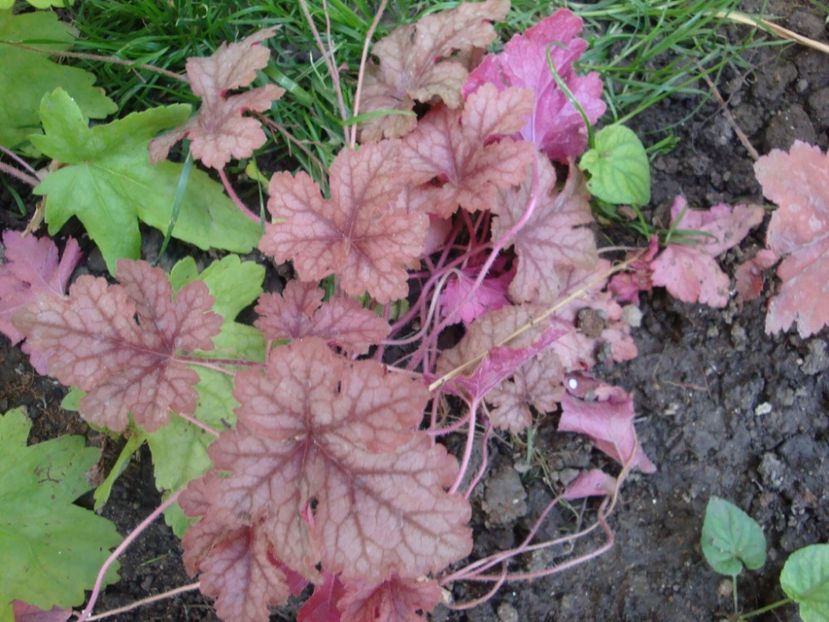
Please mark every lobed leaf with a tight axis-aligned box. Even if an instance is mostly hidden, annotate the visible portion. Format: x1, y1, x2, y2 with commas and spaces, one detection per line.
261, 142, 427, 303
255, 280, 389, 355
150, 28, 284, 169
755, 141, 829, 337
0, 11, 115, 151
398, 84, 535, 218
0, 408, 121, 616
700, 497, 766, 576
359, 0, 509, 141
14, 259, 222, 432
0, 231, 81, 373
651, 196, 764, 308
31, 89, 261, 273
463, 8, 605, 161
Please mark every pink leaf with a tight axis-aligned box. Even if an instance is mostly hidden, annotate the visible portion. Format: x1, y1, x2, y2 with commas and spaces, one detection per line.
0, 232, 81, 373
255, 281, 389, 354
650, 196, 764, 308
559, 383, 655, 473
182, 338, 470, 607
339, 576, 442, 622
260, 142, 427, 303
464, 9, 606, 161
438, 258, 512, 326
563, 469, 617, 500
359, 0, 510, 141
755, 141, 829, 336
297, 571, 346, 622
12, 602, 71, 622
735, 249, 777, 305
13, 259, 222, 432
492, 157, 597, 305
607, 237, 659, 305
398, 84, 535, 218
149, 28, 284, 169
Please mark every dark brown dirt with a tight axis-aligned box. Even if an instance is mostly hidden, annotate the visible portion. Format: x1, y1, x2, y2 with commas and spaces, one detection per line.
1, 1, 827, 621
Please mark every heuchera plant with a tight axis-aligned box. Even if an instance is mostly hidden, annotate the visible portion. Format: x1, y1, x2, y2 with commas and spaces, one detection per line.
1, 2, 795, 621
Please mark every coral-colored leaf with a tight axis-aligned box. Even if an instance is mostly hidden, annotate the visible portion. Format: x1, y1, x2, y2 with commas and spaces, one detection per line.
755, 141, 829, 337
198, 525, 289, 622
12, 602, 71, 622
150, 28, 284, 169
260, 143, 427, 303
359, 0, 509, 141
559, 383, 655, 473
339, 575, 442, 622
464, 9, 606, 161
563, 469, 616, 500
492, 157, 597, 305
255, 281, 389, 354
398, 84, 535, 218
182, 339, 470, 617
13, 260, 222, 432
650, 196, 764, 308
297, 571, 345, 622
438, 258, 512, 326
0, 231, 81, 373
735, 249, 777, 305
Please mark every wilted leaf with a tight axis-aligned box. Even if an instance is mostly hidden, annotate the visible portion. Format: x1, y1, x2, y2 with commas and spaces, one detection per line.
360, 0, 509, 141
150, 28, 284, 169
464, 8, 605, 161
261, 142, 427, 303
734, 249, 777, 305
255, 280, 389, 354
755, 141, 829, 337
0, 11, 115, 150
31, 89, 261, 273
0, 231, 81, 373
700, 496, 766, 576
398, 84, 535, 218
651, 196, 764, 308
14, 260, 222, 432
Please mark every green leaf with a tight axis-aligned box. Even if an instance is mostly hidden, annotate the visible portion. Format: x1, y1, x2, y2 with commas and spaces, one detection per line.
0, 11, 114, 150
580, 124, 651, 206
93, 431, 145, 511
781, 544, 829, 622
148, 255, 265, 535
31, 89, 261, 273
0, 407, 121, 612
701, 496, 767, 576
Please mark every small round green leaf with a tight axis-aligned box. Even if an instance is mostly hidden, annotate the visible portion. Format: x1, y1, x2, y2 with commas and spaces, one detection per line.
780, 544, 829, 622
701, 496, 767, 576
580, 124, 651, 206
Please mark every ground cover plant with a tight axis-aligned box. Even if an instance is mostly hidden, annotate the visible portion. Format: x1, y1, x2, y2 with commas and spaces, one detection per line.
0, 1, 827, 621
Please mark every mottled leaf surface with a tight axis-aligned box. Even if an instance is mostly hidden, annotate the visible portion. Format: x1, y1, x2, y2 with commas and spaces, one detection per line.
339, 576, 442, 622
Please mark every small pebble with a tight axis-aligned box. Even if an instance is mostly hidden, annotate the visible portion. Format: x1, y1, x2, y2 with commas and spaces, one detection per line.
497, 603, 519, 622
755, 402, 773, 416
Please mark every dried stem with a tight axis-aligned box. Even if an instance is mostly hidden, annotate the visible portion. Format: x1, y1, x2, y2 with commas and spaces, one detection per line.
0, 145, 38, 176
0, 160, 40, 187
350, 0, 389, 147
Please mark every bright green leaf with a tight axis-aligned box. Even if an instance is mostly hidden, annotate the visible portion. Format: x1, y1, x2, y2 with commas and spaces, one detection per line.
31, 89, 261, 273
781, 544, 829, 622
0, 407, 121, 612
580, 124, 651, 206
93, 431, 145, 511
701, 496, 767, 576
0, 11, 114, 150
148, 255, 265, 535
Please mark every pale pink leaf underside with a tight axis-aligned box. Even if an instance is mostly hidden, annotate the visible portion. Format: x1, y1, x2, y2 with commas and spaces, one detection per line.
261, 142, 427, 303
563, 469, 616, 500
149, 27, 284, 168
13, 259, 221, 432
254, 281, 389, 354
360, 0, 510, 141
755, 141, 829, 337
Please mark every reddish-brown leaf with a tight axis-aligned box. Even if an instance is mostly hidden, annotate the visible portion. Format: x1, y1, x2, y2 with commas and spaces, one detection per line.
13, 259, 222, 432
398, 84, 535, 218
359, 0, 509, 141
149, 28, 284, 169
183, 339, 471, 606
0, 231, 81, 373
492, 157, 597, 305
735, 249, 777, 305
339, 575, 442, 622
297, 571, 346, 622
254, 281, 389, 354
755, 141, 829, 336
260, 142, 427, 303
